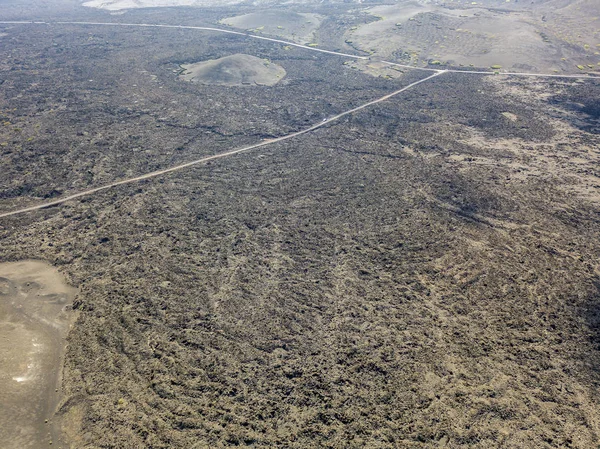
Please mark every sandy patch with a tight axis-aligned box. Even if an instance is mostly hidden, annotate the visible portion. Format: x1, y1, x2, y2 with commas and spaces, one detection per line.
346, 0, 594, 73
82, 0, 243, 11
440, 13, 552, 70
180, 54, 286, 86
343, 59, 407, 79
220, 11, 324, 43
501, 111, 518, 122
0, 261, 77, 449
82, 0, 320, 10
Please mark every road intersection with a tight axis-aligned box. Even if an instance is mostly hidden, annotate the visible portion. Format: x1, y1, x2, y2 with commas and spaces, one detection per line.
0, 20, 598, 218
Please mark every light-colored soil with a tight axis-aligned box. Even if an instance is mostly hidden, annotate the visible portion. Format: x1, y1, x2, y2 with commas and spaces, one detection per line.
220, 11, 324, 43
346, 0, 599, 74
536, 0, 600, 51
82, 0, 243, 11
81, 0, 322, 10
0, 261, 77, 449
342, 59, 408, 79
180, 54, 286, 86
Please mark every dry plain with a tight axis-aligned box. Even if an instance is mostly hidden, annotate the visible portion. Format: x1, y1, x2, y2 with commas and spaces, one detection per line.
0, 261, 76, 449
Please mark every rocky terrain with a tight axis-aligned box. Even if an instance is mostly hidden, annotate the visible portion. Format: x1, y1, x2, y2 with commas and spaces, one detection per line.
1, 0, 600, 448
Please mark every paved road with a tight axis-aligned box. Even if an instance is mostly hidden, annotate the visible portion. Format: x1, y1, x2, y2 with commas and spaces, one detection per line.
0, 72, 445, 218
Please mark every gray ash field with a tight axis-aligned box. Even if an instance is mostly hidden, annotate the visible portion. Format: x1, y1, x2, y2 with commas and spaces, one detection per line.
1, 0, 600, 448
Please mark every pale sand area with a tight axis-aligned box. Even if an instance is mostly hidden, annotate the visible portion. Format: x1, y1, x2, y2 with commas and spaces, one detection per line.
219, 11, 324, 43
83, 0, 242, 11
180, 54, 286, 86
346, 0, 597, 73
0, 261, 77, 449
349, 3, 551, 68
82, 0, 318, 10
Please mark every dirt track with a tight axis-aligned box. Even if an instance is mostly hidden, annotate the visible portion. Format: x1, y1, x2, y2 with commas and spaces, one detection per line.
2, 21, 600, 80
0, 71, 444, 219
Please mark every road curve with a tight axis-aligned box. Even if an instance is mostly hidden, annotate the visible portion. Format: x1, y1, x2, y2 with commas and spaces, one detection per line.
0, 19, 598, 217
0, 71, 445, 219
2, 21, 600, 80
0, 20, 369, 60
